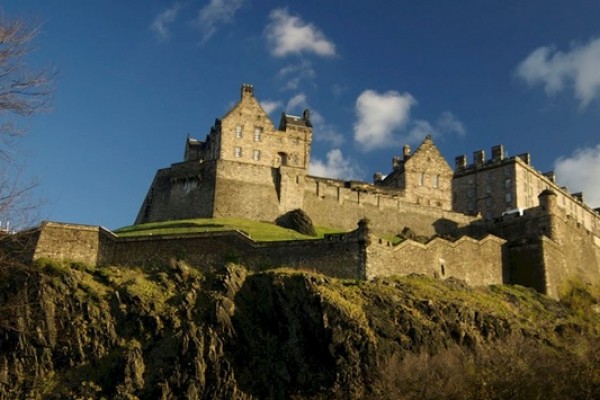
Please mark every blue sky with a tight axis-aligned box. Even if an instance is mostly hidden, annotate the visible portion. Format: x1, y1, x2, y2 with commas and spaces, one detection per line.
3, 1, 600, 229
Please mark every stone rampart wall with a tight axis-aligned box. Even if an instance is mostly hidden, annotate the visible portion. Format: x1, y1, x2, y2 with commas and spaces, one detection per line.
213, 160, 284, 221
111, 230, 364, 279
135, 161, 217, 224
303, 176, 479, 236
32, 222, 116, 266
540, 213, 600, 298
365, 235, 506, 286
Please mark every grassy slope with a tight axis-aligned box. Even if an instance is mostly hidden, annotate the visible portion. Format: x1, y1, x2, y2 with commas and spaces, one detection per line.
114, 218, 346, 241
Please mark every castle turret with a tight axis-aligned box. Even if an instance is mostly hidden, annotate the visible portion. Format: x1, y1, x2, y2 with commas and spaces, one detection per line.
538, 189, 560, 241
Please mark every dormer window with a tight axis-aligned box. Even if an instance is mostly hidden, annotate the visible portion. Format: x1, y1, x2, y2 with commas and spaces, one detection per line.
254, 127, 263, 142
235, 125, 243, 138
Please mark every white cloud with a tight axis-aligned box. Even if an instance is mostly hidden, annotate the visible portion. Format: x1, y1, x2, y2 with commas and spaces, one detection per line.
405, 112, 466, 145
260, 100, 282, 115
311, 110, 344, 146
353, 90, 416, 151
407, 120, 435, 143
517, 37, 600, 107
283, 95, 345, 146
309, 149, 362, 180
554, 144, 600, 207
151, 3, 181, 42
266, 8, 336, 58
437, 111, 466, 136
286, 93, 307, 111
278, 60, 315, 90
195, 0, 245, 43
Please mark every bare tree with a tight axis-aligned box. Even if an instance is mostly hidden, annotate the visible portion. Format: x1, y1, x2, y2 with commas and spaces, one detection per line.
0, 13, 53, 229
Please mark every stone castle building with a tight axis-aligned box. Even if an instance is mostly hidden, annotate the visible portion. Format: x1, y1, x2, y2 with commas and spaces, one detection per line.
4, 84, 600, 299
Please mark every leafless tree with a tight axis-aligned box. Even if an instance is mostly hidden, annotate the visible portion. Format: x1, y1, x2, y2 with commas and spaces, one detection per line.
0, 13, 53, 229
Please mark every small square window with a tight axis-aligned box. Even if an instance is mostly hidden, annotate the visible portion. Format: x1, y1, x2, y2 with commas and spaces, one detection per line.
235, 125, 243, 138
234, 147, 242, 158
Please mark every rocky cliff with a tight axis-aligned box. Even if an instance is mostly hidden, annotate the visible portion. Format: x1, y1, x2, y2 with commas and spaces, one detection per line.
0, 259, 598, 399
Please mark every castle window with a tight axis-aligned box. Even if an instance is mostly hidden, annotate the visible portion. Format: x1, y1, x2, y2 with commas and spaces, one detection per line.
505, 192, 512, 203
504, 178, 511, 189
485, 197, 492, 208
433, 175, 439, 188
234, 147, 242, 158
235, 125, 243, 138
485, 183, 492, 194
467, 188, 474, 198
253, 149, 261, 161
419, 173, 424, 186
254, 127, 263, 142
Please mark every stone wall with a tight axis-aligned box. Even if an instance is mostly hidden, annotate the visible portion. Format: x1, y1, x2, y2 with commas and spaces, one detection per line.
111, 230, 365, 279
135, 161, 217, 224
303, 176, 479, 237
541, 214, 600, 298
365, 234, 506, 286
213, 160, 288, 221
32, 222, 115, 266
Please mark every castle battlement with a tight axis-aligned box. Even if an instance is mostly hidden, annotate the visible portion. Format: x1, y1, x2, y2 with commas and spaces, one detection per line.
4, 84, 599, 300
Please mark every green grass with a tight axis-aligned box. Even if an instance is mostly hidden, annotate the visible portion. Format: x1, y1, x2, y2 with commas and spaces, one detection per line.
114, 218, 347, 242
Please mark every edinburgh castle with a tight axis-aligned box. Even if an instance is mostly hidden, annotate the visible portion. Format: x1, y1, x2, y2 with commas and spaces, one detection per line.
4, 84, 600, 298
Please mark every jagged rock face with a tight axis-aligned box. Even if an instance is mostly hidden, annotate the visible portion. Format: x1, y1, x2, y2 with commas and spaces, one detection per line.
0, 261, 598, 399
275, 209, 317, 237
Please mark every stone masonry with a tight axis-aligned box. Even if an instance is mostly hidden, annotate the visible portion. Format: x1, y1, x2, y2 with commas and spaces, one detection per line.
3, 84, 600, 299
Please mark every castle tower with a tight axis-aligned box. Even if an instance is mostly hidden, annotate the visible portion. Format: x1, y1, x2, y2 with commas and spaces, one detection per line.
136, 84, 313, 224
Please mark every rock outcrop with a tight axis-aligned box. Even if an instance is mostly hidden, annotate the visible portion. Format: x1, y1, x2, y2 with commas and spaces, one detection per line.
0, 260, 598, 399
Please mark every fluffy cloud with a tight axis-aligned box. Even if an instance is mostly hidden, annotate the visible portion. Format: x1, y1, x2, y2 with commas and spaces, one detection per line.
309, 149, 362, 180
554, 144, 600, 207
195, 0, 245, 42
266, 8, 336, 58
408, 112, 466, 141
151, 3, 181, 42
286, 93, 308, 111
516, 37, 600, 107
278, 60, 316, 90
311, 110, 344, 146
437, 111, 466, 136
259, 100, 282, 115
353, 90, 416, 151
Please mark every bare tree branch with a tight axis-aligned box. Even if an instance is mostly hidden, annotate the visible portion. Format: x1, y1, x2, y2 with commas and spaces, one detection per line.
0, 12, 53, 229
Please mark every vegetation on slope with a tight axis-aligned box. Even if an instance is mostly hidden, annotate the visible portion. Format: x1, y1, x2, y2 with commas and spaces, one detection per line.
114, 218, 345, 241
0, 258, 598, 399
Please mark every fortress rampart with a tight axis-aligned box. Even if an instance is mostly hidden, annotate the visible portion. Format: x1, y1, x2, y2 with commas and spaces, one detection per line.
303, 176, 479, 236
4, 84, 600, 299
4, 220, 509, 288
